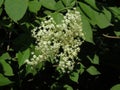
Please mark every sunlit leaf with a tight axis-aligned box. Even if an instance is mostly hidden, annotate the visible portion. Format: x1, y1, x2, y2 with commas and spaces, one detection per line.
51, 12, 64, 24
85, 0, 99, 10
61, 0, 75, 7
82, 15, 94, 44
103, 8, 112, 22
0, 53, 13, 76
0, 74, 13, 86
79, 64, 85, 74
79, 2, 95, 21
0, 60, 14, 76
110, 84, 120, 90
4, 0, 28, 22
44, 10, 52, 15
87, 66, 100, 75
87, 54, 99, 65
41, 0, 56, 10
114, 31, 120, 36
95, 12, 111, 28
69, 71, 79, 83
55, 1, 64, 10
25, 65, 37, 76
0, 53, 10, 60
28, 0, 41, 14
64, 84, 73, 90
79, 2, 111, 28
16, 48, 30, 68
109, 7, 120, 20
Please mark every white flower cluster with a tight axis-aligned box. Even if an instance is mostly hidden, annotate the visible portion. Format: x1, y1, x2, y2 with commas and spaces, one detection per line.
25, 8, 85, 73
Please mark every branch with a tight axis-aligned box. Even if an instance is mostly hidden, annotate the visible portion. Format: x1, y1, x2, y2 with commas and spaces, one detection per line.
102, 34, 120, 39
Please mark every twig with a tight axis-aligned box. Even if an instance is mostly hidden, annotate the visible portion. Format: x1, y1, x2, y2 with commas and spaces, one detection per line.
102, 34, 120, 39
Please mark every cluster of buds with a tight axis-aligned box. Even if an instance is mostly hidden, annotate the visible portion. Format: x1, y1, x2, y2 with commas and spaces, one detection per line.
25, 8, 85, 73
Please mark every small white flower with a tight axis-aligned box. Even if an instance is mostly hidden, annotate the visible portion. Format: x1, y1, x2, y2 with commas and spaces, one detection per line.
26, 8, 85, 73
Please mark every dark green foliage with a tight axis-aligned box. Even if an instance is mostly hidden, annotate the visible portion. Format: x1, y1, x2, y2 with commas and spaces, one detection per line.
0, 0, 120, 90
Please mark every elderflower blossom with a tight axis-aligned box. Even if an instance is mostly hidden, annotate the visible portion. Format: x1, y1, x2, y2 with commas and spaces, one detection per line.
25, 8, 85, 73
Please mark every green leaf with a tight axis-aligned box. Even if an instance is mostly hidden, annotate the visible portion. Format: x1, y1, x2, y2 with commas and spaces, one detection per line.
0, 0, 3, 7
64, 84, 73, 90
26, 65, 37, 76
79, 2, 95, 21
82, 15, 94, 44
69, 71, 79, 83
28, 0, 41, 14
87, 66, 100, 75
51, 12, 64, 24
41, 0, 56, 10
110, 84, 120, 90
0, 53, 13, 76
95, 12, 111, 28
4, 0, 28, 22
61, 0, 75, 7
87, 54, 99, 65
55, 1, 65, 10
92, 55, 99, 64
109, 7, 120, 20
103, 8, 112, 22
114, 31, 120, 36
0, 74, 13, 86
0, 60, 14, 76
79, 2, 111, 28
85, 0, 99, 10
0, 53, 11, 60
16, 48, 30, 68
79, 64, 85, 74
44, 10, 52, 15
